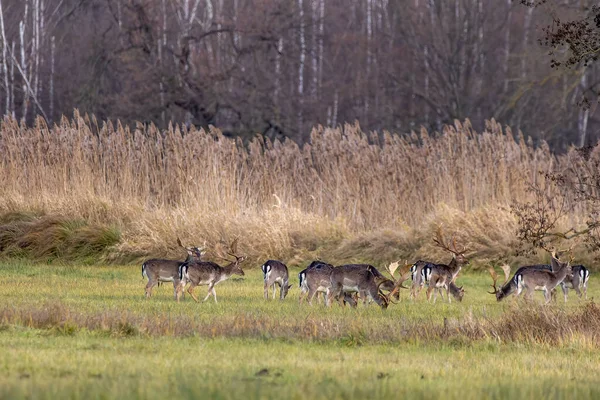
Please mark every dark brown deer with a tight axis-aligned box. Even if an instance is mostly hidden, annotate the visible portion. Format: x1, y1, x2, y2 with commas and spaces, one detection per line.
141, 238, 205, 299
176, 239, 246, 303
262, 260, 292, 300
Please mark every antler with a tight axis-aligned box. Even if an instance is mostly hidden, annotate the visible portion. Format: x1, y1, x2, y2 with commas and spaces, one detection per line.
433, 226, 468, 256
487, 266, 499, 295
499, 264, 511, 285
386, 261, 400, 278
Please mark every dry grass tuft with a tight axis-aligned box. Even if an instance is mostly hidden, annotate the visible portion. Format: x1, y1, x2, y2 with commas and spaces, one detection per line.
0, 113, 596, 265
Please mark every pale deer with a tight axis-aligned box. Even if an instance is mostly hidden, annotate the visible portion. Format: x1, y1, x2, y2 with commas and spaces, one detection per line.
328, 264, 389, 309
489, 250, 572, 304
298, 261, 334, 305
422, 228, 469, 303
261, 260, 292, 300
141, 238, 205, 299
176, 240, 246, 303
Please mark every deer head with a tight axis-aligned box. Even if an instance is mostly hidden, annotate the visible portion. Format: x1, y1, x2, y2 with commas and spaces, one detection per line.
225, 238, 246, 276
487, 264, 511, 301
177, 237, 206, 258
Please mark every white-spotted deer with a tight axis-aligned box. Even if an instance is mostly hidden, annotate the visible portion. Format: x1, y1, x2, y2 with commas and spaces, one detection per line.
262, 260, 292, 300
176, 239, 246, 303
141, 238, 205, 299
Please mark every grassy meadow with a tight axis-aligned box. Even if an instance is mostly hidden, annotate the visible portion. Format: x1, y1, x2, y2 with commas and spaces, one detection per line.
1, 114, 600, 398
1, 261, 600, 399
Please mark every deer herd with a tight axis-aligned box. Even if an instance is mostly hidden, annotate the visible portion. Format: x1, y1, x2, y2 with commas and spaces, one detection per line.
141, 231, 591, 308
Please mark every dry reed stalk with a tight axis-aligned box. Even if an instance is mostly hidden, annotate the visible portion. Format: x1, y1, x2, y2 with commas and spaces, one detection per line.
0, 112, 595, 263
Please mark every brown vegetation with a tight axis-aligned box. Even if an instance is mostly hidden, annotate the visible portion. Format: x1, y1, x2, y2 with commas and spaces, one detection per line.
1, 300, 599, 346
0, 113, 597, 266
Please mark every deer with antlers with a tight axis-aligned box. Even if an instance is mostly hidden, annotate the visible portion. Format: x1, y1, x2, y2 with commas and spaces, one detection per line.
488, 248, 572, 304
176, 239, 246, 303
141, 238, 206, 299
328, 264, 391, 309
421, 228, 469, 303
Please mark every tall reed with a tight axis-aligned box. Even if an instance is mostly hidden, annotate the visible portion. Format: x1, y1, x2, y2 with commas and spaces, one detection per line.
0, 112, 594, 263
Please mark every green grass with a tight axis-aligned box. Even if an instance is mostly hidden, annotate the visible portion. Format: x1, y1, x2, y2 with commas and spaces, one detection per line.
0, 261, 599, 399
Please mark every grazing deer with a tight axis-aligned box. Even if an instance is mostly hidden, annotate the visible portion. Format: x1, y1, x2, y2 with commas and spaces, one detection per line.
328, 264, 389, 309
560, 265, 590, 301
141, 238, 205, 299
298, 261, 334, 305
261, 260, 292, 300
176, 239, 246, 303
350, 263, 401, 304
488, 249, 572, 304
421, 229, 469, 303
407, 260, 435, 299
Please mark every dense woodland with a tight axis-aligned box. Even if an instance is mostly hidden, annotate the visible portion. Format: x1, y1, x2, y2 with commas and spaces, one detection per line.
0, 0, 597, 149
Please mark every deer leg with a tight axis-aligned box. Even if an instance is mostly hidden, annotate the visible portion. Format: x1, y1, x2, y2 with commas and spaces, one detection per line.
562, 283, 569, 303
145, 280, 158, 298
426, 286, 434, 303
187, 284, 200, 303
264, 281, 269, 300
299, 288, 307, 304
543, 288, 552, 304
272, 283, 277, 300
176, 280, 187, 302
211, 287, 218, 303
525, 286, 535, 302
306, 289, 316, 305
172, 280, 181, 300
203, 283, 214, 302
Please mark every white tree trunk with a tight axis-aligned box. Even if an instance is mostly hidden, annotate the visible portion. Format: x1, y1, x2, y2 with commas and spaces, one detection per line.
503, 0, 511, 93
50, 35, 54, 122
298, 0, 305, 133
0, 0, 10, 115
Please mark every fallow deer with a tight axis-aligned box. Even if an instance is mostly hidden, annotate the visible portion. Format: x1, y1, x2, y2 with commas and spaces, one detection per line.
561, 265, 590, 301
261, 260, 292, 300
421, 228, 469, 303
488, 249, 572, 304
176, 239, 246, 303
407, 260, 436, 300
328, 264, 389, 309
298, 261, 334, 305
349, 263, 401, 304
141, 238, 205, 299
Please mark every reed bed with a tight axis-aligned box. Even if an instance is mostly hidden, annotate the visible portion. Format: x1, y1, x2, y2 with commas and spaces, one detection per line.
0, 112, 597, 264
